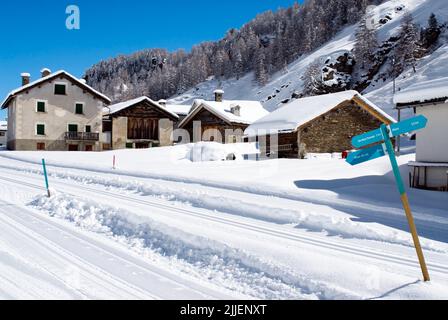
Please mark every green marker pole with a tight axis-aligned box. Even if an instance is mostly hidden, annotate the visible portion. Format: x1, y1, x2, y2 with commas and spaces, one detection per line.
380, 124, 430, 282
42, 159, 51, 198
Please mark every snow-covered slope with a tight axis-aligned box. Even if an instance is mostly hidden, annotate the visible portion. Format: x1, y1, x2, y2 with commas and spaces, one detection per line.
169, 0, 448, 119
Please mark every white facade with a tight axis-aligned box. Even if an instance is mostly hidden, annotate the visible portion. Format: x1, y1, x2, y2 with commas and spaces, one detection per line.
2, 71, 111, 151
415, 103, 448, 163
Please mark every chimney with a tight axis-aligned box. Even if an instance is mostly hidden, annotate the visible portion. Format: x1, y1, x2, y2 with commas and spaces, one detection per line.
158, 99, 167, 106
21, 73, 31, 86
230, 105, 241, 117
40, 68, 51, 78
214, 89, 224, 102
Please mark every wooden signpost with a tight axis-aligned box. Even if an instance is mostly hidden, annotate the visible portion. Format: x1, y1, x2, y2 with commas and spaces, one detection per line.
347, 115, 430, 282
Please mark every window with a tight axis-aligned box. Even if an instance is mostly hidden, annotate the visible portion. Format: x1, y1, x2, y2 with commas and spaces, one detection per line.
0, 132, 5, 137
54, 84, 66, 95
68, 124, 78, 132
37, 143, 46, 150
85, 125, 91, 133
126, 143, 134, 149
85, 145, 93, 152
75, 103, 84, 115
37, 101, 46, 112
36, 124, 45, 136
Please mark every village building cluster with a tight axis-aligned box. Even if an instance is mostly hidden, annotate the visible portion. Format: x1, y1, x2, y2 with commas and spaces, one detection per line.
1, 69, 446, 192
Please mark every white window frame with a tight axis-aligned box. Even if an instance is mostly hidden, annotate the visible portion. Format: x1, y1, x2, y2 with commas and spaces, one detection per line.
54, 82, 67, 95
74, 101, 85, 115
35, 122, 46, 136
35, 99, 47, 113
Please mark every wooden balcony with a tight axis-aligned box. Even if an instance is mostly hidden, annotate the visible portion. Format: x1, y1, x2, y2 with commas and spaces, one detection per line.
65, 132, 99, 141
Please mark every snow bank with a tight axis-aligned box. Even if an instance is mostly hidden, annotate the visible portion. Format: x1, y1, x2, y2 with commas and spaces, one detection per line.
12, 160, 444, 253
30, 193, 356, 300
186, 142, 259, 162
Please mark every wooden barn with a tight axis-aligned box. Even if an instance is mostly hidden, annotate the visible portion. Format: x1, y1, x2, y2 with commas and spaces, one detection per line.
245, 91, 396, 159
103, 96, 179, 150
178, 90, 269, 143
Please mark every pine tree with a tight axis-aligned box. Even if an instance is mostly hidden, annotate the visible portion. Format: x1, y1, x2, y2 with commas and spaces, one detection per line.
255, 49, 268, 86
353, 15, 379, 72
396, 13, 422, 73
302, 60, 323, 96
422, 13, 441, 48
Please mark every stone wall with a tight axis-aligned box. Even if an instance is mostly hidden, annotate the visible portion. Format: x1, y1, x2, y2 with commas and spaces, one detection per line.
298, 102, 383, 155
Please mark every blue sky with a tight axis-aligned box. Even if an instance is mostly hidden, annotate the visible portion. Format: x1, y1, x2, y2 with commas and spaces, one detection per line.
0, 0, 299, 120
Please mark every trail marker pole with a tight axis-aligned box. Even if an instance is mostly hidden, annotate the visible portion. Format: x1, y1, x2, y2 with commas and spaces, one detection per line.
113, 155, 116, 170
42, 159, 51, 198
347, 116, 430, 282
380, 124, 430, 282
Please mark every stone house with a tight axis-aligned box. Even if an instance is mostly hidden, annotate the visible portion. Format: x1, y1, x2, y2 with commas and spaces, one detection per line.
1, 69, 111, 151
394, 77, 448, 191
178, 90, 269, 144
245, 90, 396, 158
103, 96, 179, 149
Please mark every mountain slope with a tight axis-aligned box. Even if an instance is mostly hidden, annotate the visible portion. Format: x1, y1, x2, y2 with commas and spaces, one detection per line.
169, 0, 448, 119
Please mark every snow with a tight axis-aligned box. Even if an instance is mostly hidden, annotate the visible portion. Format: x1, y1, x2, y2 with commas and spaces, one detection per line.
245, 90, 395, 135
1, 70, 111, 109
393, 77, 448, 105
107, 96, 179, 119
164, 104, 191, 116
179, 99, 269, 127
187, 142, 259, 162
0, 121, 6, 131
1, 146, 448, 299
170, 0, 448, 124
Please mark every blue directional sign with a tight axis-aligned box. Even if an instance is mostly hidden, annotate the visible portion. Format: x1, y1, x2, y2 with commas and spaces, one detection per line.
346, 118, 431, 282
389, 114, 428, 138
346, 144, 386, 166
351, 115, 428, 148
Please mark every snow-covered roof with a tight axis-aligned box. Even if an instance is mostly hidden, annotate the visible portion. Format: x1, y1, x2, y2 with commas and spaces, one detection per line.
107, 96, 179, 119
164, 104, 191, 116
245, 90, 395, 136
179, 99, 269, 128
394, 77, 448, 105
1, 70, 111, 109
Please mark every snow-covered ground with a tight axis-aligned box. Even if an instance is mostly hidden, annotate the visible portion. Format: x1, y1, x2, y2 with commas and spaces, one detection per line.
169, 0, 448, 121
0, 143, 447, 300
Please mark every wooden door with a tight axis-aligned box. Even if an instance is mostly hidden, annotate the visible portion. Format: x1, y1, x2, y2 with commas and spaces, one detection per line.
68, 144, 79, 151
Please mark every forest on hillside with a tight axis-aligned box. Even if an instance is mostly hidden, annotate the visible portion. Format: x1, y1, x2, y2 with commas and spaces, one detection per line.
84, 0, 383, 102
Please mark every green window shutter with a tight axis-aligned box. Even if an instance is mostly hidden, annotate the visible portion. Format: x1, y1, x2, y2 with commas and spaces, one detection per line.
85, 125, 91, 133
54, 84, 66, 95
68, 124, 78, 132
36, 124, 45, 135
75, 103, 84, 114
126, 143, 134, 149
37, 101, 46, 112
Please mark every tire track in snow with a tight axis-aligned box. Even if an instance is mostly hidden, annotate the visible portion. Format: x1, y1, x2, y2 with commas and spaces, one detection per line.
0, 173, 447, 276
0, 204, 159, 300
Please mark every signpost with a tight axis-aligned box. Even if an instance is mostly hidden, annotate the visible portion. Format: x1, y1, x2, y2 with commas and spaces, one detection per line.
347, 116, 430, 282
351, 115, 428, 149
42, 159, 51, 198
